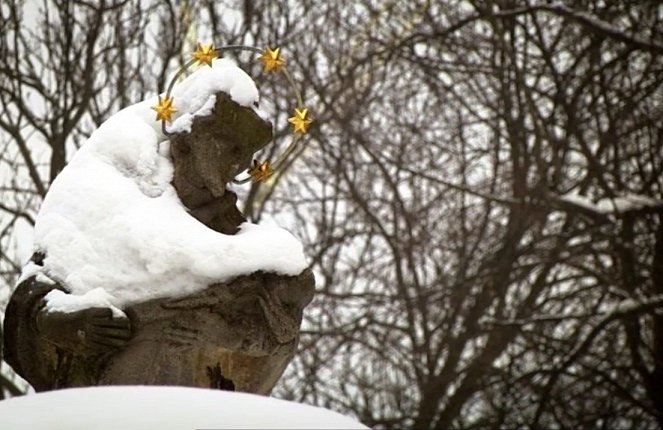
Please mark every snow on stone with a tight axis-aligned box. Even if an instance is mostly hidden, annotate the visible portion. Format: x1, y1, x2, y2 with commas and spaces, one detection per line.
44, 289, 126, 318
170, 57, 259, 116
24, 58, 307, 308
170, 94, 217, 133
168, 58, 261, 133
0, 386, 368, 430
17, 261, 55, 286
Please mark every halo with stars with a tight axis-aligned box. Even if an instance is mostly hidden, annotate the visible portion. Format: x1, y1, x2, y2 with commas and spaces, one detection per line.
152, 42, 313, 183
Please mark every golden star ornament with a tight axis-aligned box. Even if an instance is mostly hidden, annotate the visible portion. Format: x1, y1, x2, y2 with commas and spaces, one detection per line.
152, 96, 177, 122
249, 160, 274, 182
288, 108, 313, 133
192, 43, 217, 67
260, 47, 285, 72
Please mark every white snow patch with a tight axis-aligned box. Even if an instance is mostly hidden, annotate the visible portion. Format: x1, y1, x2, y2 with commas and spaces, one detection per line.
168, 58, 259, 121
170, 94, 218, 133
0, 386, 368, 430
559, 192, 662, 215
17, 262, 54, 285
596, 194, 662, 213
161, 58, 260, 135
601, 295, 663, 315
609, 298, 638, 313
44, 288, 126, 318
28, 58, 306, 308
558, 193, 598, 211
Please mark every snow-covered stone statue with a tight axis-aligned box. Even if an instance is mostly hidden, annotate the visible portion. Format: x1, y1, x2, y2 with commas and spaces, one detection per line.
2, 57, 314, 394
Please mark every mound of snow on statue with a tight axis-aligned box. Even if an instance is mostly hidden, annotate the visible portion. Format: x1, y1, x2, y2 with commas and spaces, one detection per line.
0, 386, 368, 429
24, 58, 307, 309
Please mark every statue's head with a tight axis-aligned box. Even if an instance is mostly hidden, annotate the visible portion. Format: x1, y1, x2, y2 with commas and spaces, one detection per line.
170, 92, 272, 204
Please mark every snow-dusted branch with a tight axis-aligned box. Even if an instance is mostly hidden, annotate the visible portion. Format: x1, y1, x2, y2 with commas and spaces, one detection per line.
558, 295, 663, 367
523, 3, 663, 55
482, 295, 663, 328
554, 193, 663, 221
393, 2, 663, 58
479, 3, 663, 54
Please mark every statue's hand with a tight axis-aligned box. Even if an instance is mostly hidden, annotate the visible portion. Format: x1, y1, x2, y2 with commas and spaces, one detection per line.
35, 307, 132, 355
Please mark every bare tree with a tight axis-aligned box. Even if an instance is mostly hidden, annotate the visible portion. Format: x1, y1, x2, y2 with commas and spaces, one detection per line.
267, 1, 663, 428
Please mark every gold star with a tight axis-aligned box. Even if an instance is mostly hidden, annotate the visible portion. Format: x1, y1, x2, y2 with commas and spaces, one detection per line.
152, 95, 177, 122
260, 47, 285, 72
288, 108, 313, 133
192, 42, 217, 67
249, 160, 274, 182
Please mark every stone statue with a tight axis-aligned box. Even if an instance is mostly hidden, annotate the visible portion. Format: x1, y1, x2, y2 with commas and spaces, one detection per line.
3, 92, 314, 394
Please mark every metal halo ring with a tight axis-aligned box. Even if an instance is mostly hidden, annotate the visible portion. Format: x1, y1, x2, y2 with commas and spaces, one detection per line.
154, 43, 310, 184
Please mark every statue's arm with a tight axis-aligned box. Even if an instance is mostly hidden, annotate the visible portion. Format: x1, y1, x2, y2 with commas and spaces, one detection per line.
3, 275, 65, 390
35, 302, 132, 355
3, 275, 132, 390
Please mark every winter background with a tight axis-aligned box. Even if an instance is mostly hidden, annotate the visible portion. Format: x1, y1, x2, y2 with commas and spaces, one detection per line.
1, 1, 662, 429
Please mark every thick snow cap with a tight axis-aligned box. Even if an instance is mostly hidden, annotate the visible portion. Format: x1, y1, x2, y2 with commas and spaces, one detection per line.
26, 58, 307, 310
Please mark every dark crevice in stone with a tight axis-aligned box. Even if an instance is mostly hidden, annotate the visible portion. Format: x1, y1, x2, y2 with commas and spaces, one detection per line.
207, 362, 235, 391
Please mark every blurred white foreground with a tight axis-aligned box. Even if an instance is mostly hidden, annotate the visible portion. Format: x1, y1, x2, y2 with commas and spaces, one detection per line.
0, 386, 367, 429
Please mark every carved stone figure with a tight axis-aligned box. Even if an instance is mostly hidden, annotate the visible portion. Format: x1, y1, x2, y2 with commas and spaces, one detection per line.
3, 92, 314, 394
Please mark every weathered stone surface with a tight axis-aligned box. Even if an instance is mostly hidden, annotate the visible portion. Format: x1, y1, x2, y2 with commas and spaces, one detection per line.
2, 91, 314, 395
101, 269, 314, 394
